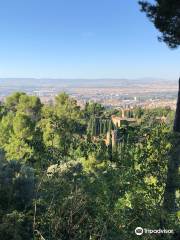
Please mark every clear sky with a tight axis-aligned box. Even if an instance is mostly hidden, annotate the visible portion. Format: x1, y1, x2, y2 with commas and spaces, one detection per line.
0, 0, 179, 80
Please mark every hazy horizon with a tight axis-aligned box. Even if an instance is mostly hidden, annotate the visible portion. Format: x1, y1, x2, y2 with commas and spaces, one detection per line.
0, 77, 178, 91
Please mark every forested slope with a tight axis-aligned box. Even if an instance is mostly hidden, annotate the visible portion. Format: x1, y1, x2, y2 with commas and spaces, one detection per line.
0, 92, 179, 240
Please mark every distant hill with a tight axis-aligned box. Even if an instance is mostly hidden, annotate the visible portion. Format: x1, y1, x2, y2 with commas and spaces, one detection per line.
0, 78, 176, 88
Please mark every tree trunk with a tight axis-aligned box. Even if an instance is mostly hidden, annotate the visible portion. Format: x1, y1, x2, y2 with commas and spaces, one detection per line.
163, 78, 180, 212
173, 78, 180, 132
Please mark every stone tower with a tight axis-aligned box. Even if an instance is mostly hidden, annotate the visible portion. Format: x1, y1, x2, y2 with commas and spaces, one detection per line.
106, 131, 111, 146
111, 130, 117, 148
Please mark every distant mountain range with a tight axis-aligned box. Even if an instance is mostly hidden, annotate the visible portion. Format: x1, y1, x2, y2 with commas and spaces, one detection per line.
0, 78, 177, 88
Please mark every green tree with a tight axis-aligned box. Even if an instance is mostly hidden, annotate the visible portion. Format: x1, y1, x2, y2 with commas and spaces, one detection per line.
113, 123, 179, 239
139, 0, 180, 48
5, 92, 26, 112
0, 102, 7, 120
4, 113, 35, 162
16, 95, 42, 121
34, 159, 123, 240
0, 160, 35, 240
0, 113, 14, 148
55, 92, 81, 120
139, 0, 180, 229
84, 102, 105, 118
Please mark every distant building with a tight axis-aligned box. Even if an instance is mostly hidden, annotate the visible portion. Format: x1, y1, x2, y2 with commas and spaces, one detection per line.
111, 130, 117, 148
105, 131, 111, 146
105, 108, 137, 147
111, 115, 136, 127
105, 130, 117, 148
155, 116, 167, 123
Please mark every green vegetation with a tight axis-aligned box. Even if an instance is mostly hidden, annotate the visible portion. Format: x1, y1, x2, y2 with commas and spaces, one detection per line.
139, 1, 180, 237
139, 0, 180, 48
0, 92, 179, 240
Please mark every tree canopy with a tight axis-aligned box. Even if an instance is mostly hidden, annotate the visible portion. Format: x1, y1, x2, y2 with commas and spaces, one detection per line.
139, 0, 180, 48
0, 92, 179, 239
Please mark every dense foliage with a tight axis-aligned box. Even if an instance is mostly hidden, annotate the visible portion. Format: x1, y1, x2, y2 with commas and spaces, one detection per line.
139, 0, 180, 48
139, 1, 180, 235
0, 92, 179, 239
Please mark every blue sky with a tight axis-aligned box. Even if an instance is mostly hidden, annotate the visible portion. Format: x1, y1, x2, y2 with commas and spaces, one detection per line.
0, 0, 179, 79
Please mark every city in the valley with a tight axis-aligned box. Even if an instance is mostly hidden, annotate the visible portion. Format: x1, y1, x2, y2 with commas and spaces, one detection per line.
0, 78, 177, 110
